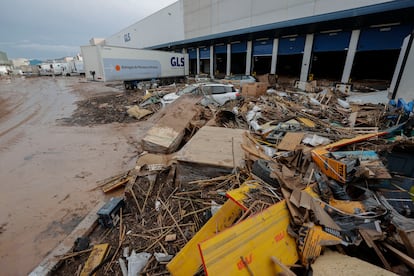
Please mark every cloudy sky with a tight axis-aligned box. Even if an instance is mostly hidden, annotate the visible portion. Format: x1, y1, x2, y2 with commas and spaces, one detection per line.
0, 0, 177, 60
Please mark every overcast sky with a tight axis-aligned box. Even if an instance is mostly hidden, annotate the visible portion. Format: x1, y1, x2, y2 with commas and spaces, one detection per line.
0, 0, 177, 60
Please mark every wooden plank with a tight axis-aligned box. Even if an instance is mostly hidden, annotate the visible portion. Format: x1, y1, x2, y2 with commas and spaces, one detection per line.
199, 200, 298, 276
80, 244, 109, 276
277, 132, 305, 151
360, 160, 392, 179
102, 177, 131, 193
382, 242, 414, 269
340, 127, 379, 134
91, 170, 130, 191
142, 126, 184, 153
142, 96, 200, 153
241, 144, 271, 161
398, 230, 414, 258
359, 229, 391, 270
298, 117, 316, 128
243, 132, 273, 161
167, 199, 242, 275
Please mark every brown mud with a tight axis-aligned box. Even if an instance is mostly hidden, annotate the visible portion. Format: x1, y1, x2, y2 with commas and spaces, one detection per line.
0, 77, 151, 275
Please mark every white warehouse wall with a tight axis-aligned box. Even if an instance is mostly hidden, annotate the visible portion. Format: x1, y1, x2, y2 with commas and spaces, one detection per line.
104, 0, 395, 49
105, 2, 185, 49
184, 0, 394, 38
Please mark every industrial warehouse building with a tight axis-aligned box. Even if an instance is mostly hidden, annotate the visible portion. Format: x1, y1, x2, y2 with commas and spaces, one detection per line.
99, 0, 414, 86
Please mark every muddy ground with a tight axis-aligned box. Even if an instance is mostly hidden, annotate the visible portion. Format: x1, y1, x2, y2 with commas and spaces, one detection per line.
0, 76, 151, 275
58, 82, 148, 126
0, 75, 395, 275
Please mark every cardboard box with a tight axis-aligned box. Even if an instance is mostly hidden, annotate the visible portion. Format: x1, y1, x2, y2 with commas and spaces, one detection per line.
242, 82, 268, 97
256, 74, 270, 87
256, 74, 278, 87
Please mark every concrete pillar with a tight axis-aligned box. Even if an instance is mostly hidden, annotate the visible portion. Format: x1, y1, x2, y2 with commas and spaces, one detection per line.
245, 40, 253, 75
389, 34, 411, 97
270, 38, 279, 74
196, 48, 200, 75
300, 34, 314, 82
210, 45, 214, 79
182, 48, 187, 54
341, 29, 360, 83
226, 43, 231, 76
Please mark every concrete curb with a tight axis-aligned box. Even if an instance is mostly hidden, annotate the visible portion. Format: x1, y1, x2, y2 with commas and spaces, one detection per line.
29, 201, 103, 276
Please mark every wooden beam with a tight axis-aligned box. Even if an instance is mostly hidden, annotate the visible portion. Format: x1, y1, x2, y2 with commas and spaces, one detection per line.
80, 244, 109, 276
382, 242, 414, 269
398, 230, 414, 258
359, 229, 391, 270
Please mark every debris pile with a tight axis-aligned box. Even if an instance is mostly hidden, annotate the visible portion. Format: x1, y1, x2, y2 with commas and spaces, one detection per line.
51, 83, 414, 275
59, 83, 186, 126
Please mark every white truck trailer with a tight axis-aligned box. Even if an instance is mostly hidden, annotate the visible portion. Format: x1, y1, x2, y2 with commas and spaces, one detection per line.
63, 60, 85, 76
38, 62, 65, 76
81, 45, 189, 89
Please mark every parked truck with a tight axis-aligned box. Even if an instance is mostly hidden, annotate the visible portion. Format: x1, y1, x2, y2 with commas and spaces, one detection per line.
62, 59, 85, 76
38, 62, 65, 76
80, 45, 189, 89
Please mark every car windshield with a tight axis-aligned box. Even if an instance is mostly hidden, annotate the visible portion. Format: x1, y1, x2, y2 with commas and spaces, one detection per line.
202, 85, 235, 94
176, 85, 197, 96
225, 75, 242, 80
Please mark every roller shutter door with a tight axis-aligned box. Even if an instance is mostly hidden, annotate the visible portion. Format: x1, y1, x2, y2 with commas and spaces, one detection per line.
357, 25, 413, 51
188, 48, 196, 59
199, 47, 210, 59
253, 39, 273, 56
231, 41, 247, 53
215, 44, 226, 54
278, 36, 305, 55
313, 31, 351, 52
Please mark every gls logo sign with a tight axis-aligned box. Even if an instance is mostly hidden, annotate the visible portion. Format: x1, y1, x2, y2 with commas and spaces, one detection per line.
171, 57, 185, 67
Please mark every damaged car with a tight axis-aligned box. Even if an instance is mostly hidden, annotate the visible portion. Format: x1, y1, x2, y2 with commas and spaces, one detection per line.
161, 83, 241, 107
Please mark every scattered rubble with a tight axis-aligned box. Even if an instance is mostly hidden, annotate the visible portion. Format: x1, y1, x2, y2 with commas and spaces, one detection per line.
59, 84, 186, 126
47, 79, 414, 275
142, 95, 202, 154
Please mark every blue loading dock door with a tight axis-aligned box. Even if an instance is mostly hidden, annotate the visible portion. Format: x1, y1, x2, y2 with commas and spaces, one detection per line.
313, 31, 351, 52
231, 41, 247, 53
215, 44, 226, 54
278, 36, 305, 55
253, 39, 273, 56
199, 47, 210, 59
188, 48, 197, 59
357, 24, 413, 51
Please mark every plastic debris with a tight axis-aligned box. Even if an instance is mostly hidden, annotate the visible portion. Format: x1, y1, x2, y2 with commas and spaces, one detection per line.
154, 253, 173, 262
127, 251, 151, 276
